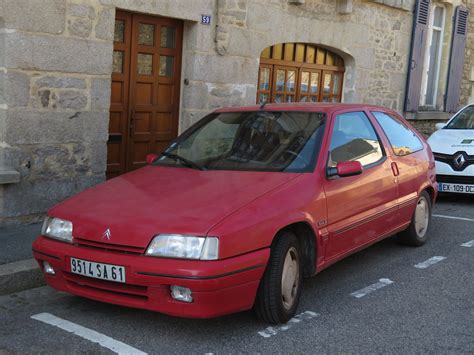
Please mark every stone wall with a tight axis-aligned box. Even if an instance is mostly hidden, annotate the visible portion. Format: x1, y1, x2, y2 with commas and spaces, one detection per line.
0, 0, 471, 224
0, 0, 419, 224
408, 118, 446, 138
182, 0, 415, 130
460, 0, 474, 105
0, 0, 114, 224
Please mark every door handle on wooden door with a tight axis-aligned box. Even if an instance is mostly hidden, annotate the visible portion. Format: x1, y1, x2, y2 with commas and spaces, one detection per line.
129, 108, 135, 137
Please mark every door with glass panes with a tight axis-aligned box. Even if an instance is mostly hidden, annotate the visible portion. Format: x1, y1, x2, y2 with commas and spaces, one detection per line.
257, 43, 344, 104
107, 11, 183, 179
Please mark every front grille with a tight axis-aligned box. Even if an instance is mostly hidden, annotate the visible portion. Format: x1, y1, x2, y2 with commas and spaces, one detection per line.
433, 151, 474, 172
63, 271, 148, 302
74, 237, 145, 255
437, 174, 474, 185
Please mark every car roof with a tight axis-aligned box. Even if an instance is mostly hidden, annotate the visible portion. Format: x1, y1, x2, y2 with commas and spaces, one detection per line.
214, 102, 394, 115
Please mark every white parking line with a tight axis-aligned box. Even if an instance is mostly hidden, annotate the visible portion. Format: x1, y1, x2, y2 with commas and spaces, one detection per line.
257, 311, 318, 338
461, 240, 474, 248
433, 214, 474, 222
31, 313, 147, 355
414, 256, 447, 269
350, 278, 393, 299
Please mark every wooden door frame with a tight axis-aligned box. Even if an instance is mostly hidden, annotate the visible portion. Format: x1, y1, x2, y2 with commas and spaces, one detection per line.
107, 10, 132, 178
107, 10, 183, 177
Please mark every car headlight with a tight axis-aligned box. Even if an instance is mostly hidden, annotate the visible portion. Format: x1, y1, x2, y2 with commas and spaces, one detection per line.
42, 217, 73, 243
145, 234, 219, 260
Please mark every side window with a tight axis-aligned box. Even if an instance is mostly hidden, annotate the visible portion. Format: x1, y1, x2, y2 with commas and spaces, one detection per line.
372, 112, 423, 156
328, 111, 384, 168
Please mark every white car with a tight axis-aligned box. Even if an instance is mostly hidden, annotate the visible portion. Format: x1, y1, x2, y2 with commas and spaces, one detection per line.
428, 103, 474, 194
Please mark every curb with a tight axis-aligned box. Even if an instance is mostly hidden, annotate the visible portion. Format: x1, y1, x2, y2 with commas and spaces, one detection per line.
0, 259, 45, 295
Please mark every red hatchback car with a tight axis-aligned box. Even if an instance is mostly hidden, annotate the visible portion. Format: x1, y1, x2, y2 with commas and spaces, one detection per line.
33, 103, 437, 324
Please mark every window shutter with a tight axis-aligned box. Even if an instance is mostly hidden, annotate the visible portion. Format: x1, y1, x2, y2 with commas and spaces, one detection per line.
445, 6, 469, 113
404, 0, 431, 112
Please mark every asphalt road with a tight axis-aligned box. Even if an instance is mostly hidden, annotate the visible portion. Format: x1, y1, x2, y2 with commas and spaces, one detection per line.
0, 194, 473, 354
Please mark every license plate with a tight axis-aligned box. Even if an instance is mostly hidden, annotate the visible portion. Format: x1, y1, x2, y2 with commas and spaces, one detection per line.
70, 257, 126, 283
439, 182, 474, 194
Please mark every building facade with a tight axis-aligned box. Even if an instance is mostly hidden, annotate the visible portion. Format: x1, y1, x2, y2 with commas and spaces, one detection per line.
0, 0, 472, 225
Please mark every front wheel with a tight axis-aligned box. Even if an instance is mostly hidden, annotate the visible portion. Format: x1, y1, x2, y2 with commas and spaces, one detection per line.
398, 191, 432, 246
254, 231, 302, 324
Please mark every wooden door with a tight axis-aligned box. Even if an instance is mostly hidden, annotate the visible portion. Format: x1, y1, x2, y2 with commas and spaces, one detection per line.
107, 11, 183, 179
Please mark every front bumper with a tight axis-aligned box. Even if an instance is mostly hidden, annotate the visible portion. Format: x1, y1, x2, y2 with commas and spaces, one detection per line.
32, 236, 269, 318
435, 160, 474, 177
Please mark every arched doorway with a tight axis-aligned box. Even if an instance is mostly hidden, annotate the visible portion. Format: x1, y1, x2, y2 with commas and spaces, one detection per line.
257, 43, 345, 104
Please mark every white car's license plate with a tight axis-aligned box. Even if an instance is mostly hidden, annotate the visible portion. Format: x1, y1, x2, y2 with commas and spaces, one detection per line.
439, 182, 474, 194
70, 257, 126, 283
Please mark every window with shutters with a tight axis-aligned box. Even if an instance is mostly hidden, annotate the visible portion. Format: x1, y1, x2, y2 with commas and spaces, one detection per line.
405, 0, 432, 112
420, 5, 446, 108
257, 43, 345, 104
445, 5, 469, 113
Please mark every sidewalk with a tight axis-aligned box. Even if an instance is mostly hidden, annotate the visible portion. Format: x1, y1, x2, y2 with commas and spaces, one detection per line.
0, 223, 45, 295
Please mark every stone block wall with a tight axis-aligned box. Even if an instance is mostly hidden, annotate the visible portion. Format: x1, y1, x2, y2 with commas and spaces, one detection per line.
408, 119, 446, 138
0, 0, 115, 224
0, 0, 420, 224
461, 0, 474, 105
182, 0, 415, 129
0, 0, 471, 224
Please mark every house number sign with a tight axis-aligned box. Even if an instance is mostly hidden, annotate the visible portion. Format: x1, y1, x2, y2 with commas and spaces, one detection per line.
201, 15, 211, 25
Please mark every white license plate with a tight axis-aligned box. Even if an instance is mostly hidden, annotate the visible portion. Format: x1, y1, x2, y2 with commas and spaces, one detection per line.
70, 257, 126, 283
439, 182, 474, 194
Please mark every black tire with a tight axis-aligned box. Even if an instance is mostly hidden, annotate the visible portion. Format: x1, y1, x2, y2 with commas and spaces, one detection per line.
254, 231, 303, 324
398, 191, 432, 247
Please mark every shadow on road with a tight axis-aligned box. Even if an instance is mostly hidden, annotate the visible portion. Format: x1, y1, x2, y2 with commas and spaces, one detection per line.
437, 193, 472, 205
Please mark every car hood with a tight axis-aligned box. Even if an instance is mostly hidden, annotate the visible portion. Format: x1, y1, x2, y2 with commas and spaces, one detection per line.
50, 166, 300, 249
428, 129, 474, 155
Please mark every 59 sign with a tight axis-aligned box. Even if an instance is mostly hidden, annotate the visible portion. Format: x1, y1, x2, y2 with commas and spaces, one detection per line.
201, 15, 211, 25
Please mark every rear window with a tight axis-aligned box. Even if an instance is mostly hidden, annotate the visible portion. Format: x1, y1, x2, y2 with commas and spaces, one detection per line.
372, 112, 423, 156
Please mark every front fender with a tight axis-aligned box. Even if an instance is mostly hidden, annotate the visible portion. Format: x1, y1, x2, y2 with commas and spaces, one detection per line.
208, 174, 326, 260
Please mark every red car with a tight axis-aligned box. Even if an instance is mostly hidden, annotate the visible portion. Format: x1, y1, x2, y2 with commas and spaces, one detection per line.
33, 103, 437, 324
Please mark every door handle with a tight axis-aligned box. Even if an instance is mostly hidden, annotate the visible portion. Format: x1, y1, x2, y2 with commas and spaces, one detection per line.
391, 162, 400, 177
129, 108, 135, 137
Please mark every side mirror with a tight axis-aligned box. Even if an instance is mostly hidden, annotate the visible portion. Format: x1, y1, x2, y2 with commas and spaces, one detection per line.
146, 153, 158, 165
336, 161, 363, 177
435, 122, 446, 130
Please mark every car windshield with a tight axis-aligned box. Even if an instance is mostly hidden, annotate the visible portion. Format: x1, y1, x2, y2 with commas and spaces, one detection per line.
445, 105, 474, 129
154, 111, 327, 172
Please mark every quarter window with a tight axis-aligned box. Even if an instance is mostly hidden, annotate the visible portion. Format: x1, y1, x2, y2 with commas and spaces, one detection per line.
372, 112, 423, 156
328, 112, 384, 168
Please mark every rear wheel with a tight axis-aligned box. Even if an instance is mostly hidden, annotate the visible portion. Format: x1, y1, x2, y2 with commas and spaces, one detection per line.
398, 191, 432, 246
255, 231, 302, 324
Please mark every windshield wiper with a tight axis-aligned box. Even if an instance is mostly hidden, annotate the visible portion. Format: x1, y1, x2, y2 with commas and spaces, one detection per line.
159, 152, 206, 171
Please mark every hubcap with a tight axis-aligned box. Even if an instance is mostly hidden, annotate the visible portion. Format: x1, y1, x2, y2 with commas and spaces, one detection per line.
281, 246, 300, 310
414, 196, 429, 238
